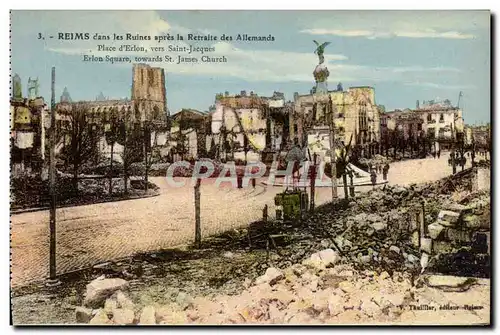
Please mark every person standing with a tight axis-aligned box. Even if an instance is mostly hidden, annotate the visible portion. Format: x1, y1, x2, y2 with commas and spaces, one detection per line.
437, 149, 441, 159
370, 169, 377, 188
383, 163, 390, 181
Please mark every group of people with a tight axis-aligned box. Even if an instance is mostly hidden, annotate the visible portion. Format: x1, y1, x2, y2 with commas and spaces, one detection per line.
431, 150, 442, 159
370, 162, 390, 186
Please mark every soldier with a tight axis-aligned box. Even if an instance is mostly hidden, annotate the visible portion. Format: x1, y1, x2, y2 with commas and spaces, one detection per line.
383, 163, 390, 181
370, 169, 377, 188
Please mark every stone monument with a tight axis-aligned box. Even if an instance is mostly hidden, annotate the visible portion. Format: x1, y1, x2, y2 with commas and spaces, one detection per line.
312, 40, 331, 95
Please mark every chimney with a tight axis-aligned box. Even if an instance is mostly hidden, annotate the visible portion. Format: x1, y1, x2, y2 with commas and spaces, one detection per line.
416, 100, 420, 109
294, 92, 299, 102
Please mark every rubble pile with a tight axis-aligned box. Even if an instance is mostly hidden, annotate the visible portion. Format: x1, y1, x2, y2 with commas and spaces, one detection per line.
78, 251, 416, 325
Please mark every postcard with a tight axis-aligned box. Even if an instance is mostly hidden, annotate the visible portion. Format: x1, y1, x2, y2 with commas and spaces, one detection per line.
10, 10, 491, 325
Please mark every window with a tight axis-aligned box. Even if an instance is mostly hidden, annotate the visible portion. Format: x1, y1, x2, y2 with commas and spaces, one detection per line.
439, 114, 444, 123
417, 123, 422, 131
427, 114, 432, 122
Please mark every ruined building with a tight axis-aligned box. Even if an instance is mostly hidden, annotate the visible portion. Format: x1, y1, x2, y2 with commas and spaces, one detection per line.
208, 90, 290, 162
10, 75, 47, 177
293, 86, 382, 160
55, 63, 170, 163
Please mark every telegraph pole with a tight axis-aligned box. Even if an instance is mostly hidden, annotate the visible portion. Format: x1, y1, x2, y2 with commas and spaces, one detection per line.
47, 67, 60, 286
328, 95, 337, 199
451, 121, 456, 174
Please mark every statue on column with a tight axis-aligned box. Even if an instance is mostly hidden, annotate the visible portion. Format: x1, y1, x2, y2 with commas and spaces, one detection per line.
312, 40, 331, 94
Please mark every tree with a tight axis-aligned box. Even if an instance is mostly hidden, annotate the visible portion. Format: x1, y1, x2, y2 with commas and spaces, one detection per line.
59, 102, 99, 194
335, 134, 353, 199
104, 108, 120, 195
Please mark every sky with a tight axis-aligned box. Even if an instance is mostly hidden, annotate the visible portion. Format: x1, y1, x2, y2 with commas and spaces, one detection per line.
11, 10, 491, 124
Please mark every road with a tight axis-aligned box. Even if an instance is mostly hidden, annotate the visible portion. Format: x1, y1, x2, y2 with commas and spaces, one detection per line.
10, 152, 465, 287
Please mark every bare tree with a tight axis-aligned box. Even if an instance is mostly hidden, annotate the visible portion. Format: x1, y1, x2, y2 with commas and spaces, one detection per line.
104, 108, 120, 195
60, 102, 98, 195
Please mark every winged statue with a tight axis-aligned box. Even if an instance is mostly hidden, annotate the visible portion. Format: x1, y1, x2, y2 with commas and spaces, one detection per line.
313, 40, 331, 64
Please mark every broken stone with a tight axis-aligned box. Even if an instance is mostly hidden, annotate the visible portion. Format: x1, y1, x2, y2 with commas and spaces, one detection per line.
405, 254, 419, 264
318, 249, 340, 267
379, 271, 390, 281
372, 221, 387, 231
389, 246, 400, 254
83, 278, 129, 308
420, 237, 433, 254
223, 251, 235, 259
462, 214, 481, 229
255, 267, 284, 286
103, 298, 118, 315
75, 306, 93, 323
420, 253, 430, 273
446, 228, 472, 243
112, 308, 135, 325
427, 222, 445, 240
139, 305, 156, 325
437, 210, 460, 225
115, 291, 134, 310
411, 231, 420, 248
176, 291, 194, 310
442, 203, 469, 214
89, 309, 112, 325
302, 252, 325, 270
338, 281, 355, 294
360, 298, 379, 317
432, 241, 454, 254
425, 275, 473, 288
291, 264, 307, 277
359, 254, 371, 264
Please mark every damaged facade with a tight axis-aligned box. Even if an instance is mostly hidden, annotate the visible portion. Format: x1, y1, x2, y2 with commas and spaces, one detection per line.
207, 91, 291, 162
55, 63, 170, 164
10, 97, 48, 177
292, 86, 382, 161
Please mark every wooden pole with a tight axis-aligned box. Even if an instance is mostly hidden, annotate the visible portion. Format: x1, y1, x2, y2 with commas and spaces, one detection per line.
48, 67, 57, 282
194, 178, 201, 248
310, 153, 317, 211
328, 96, 337, 199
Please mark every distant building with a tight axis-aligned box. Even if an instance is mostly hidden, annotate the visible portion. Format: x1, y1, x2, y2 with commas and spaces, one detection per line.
60, 87, 72, 103
292, 86, 383, 160
465, 124, 491, 149
10, 97, 48, 177
55, 63, 170, 163
169, 109, 209, 160
380, 99, 464, 150
208, 90, 290, 162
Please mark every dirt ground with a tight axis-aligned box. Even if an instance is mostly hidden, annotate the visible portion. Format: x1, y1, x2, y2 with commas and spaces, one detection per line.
11, 151, 487, 326
10, 151, 468, 288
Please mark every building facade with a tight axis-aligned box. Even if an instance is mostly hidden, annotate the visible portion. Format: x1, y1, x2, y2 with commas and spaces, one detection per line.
55, 64, 170, 164
208, 91, 290, 162
381, 99, 464, 147
292, 85, 382, 161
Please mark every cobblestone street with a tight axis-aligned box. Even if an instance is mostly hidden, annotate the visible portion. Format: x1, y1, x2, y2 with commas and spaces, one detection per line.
10, 153, 465, 288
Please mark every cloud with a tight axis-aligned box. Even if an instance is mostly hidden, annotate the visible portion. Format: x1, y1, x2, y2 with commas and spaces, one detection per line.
403, 82, 476, 90
20, 10, 466, 86
301, 28, 475, 40
299, 10, 488, 40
